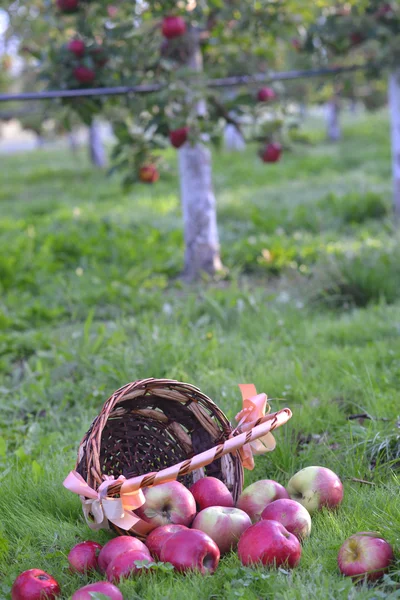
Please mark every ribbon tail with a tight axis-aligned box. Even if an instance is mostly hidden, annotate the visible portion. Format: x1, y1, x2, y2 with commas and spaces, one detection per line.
63, 471, 99, 500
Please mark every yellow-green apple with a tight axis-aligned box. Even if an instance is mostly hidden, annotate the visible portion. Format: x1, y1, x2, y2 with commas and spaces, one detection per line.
261, 499, 311, 540
139, 164, 159, 183
11, 570, 61, 600
191, 506, 251, 554
238, 520, 301, 568
160, 529, 220, 574
72, 582, 123, 600
106, 550, 152, 583
236, 479, 289, 522
67, 541, 102, 573
189, 477, 234, 511
287, 466, 343, 514
338, 532, 394, 582
146, 524, 188, 559
98, 536, 150, 573
135, 481, 196, 527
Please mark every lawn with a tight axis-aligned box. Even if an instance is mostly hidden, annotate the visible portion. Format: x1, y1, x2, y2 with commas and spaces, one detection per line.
1, 110, 400, 599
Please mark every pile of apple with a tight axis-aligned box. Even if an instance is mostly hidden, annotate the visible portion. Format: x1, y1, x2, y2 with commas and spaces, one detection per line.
12, 466, 395, 599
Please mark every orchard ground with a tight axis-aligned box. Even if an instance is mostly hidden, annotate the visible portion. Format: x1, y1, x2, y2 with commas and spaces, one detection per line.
1, 110, 400, 599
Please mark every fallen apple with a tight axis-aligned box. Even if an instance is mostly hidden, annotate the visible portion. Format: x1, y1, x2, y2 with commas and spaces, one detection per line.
98, 535, 150, 574
287, 466, 343, 514
146, 524, 188, 560
11, 569, 61, 600
192, 506, 251, 554
261, 498, 311, 540
236, 479, 289, 522
162, 16, 186, 39
68, 540, 102, 573
160, 528, 220, 574
238, 519, 301, 568
72, 581, 123, 600
135, 480, 196, 527
189, 477, 234, 511
106, 549, 152, 583
338, 532, 394, 582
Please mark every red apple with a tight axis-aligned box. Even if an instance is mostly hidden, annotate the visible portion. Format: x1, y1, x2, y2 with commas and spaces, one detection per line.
261, 499, 311, 541
261, 143, 282, 163
350, 32, 364, 46
107, 5, 119, 18
287, 466, 343, 514
67, 39, 85, 58
162, 16, 186, 40
291, 38, 301, 51
257, 87, 276, 102
139, 164, 159, 183
189, 477, 234, 511
160, 529, 220, 574
169, 127, 189, 149
72, 581, 123, 600
135, 481, 196, 527
91, 47, 108, 67
338, 533, 394, 582
56, 0, 79, 13
146, 524, 188, 560
73, 65, 96, 85
106, 550, 152, 583
68, 540, 102, 573
11, 570, 61, 600
236, 479, 289, 522
98, 536, 150, 574
192, 506, 252, 554
238, 519, 301, 568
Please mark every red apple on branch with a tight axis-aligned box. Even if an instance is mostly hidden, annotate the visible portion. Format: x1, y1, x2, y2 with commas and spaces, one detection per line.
72, 582, 123, 600
257, 87, 276, 102
106, 549, 152, 583
56, 0, 79, 13
73, 65, 96, 85
160, 528, 220, 574
169, 127, 189, 149
287, 466, 343, 514
338, 533, 394, 582
67, 39, 85, 58
237, 479, 289, 522
135, 481, 196, 526
11, 570, 61, 600
162, 16, 186, 39
261, 142, 282, 163
146, 524, 188, 559
189, 476, 234, 511
98, 536, 150, 573
139, 164, 160, 184
238, 519, 301, 568
192, 506, 251, 554
261, 499, 311, 540
68, 540, 102, 573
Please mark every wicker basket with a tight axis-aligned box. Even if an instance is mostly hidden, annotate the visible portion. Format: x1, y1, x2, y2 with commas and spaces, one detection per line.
68, 378, 292, 539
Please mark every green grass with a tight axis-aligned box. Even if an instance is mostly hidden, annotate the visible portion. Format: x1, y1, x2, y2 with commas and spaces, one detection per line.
1, 110, 400, 599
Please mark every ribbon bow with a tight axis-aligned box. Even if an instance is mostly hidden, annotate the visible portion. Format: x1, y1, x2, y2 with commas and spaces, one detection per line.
63, 471, 147, 531
234, 383, 276, 470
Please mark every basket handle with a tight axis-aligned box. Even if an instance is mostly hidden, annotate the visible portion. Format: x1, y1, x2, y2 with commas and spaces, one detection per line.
117, 407, 292, 497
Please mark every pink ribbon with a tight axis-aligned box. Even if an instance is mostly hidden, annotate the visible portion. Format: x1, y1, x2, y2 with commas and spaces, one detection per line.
63, 471, 147, 531
234, 384, 276, 470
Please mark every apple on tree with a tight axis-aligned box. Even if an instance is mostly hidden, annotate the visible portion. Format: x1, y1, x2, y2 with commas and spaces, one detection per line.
189, 476, 234, 511
238, 519, 301, 568
287, 466, 343, 514
192, 506, 252, 554
139, 164, 160, 184
72, 581, 123, 600
257, 87, 276, 102
260, 142, 282, 163
146, 524, 188, 560
237, 479, 289, 522
160, 528, 220, 574
169, 127, 189, 149
135, 480, 196, 527
73, 65, 96, 85
67, 39, 85, 58
11, 569, 61, 600
98, 535, 150, 574
56, 0, 79, 13
338, 532, 394, 582
68, 540, 102, 573
162, 16, 187, 40
261, 498, 312, 541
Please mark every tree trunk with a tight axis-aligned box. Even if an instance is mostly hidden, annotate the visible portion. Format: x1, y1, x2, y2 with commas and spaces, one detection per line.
88, 119, 106, 167
326, 98, 341, 142
178, 30, 222, 280
224, 123, 246, 151
388, 71, 400, 216
68, 131, 79, 153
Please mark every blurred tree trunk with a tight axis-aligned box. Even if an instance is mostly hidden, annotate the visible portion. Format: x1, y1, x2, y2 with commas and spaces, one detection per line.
389, 71, 400, 216
89, 119, 106, 167
326, 97, 341, 142
224, 123, 246, 151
